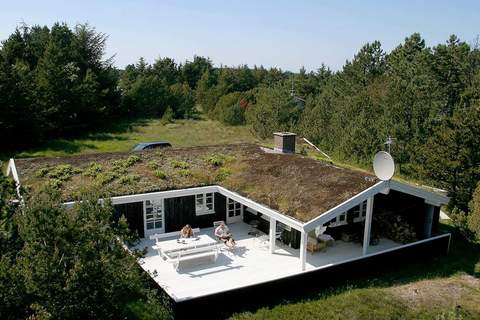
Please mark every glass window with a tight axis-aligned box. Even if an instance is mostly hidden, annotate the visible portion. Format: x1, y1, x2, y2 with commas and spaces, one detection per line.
227, 198, 242, 217
145, 199, 163, 231
195, 193, 215, 215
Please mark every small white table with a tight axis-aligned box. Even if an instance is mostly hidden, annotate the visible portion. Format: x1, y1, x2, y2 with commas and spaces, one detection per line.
154, 234, 217, 256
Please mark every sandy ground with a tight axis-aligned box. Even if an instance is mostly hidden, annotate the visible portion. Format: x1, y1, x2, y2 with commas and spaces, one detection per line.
389, 274, 480, 311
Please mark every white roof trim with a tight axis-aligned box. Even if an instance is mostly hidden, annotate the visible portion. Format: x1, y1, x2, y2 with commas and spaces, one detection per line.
303, 179, 450, 231
63, 185, 219, 208
6, 158, 23, 201
388, 180, 449, 206
6, 158, 20, 184
303, 181, 388, 231
216, 186, 304, 230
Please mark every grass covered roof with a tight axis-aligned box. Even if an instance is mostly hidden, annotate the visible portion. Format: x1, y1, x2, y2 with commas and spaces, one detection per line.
14, 144, 378, 222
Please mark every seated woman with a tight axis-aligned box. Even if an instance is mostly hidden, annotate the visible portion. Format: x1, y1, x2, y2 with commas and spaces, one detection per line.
214, 221, 236, 248
180, 224, 195, 238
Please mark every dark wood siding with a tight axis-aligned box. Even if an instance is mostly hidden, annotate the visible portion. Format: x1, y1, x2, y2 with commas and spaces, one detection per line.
214, 193, 227, 222
243, 209, 269, 234
114, 202, 144, 238
164, 195, 196, 232
164, 192, 228, 232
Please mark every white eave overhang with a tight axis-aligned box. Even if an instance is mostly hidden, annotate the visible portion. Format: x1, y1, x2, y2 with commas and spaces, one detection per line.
302, 179, 450, 232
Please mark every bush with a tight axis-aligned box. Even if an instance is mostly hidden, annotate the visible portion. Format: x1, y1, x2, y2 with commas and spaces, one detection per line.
147, 161, 160, 170
119, 174, 140, 185
468, 182, 480, 241
94, 172, 118, 186
215, 168, 231, 182
84, 162, 103, 178
177, 169, 191, 177
212, 92, 246, 125
246, 86, 301, 139
170, 160, 189, 169
36, 168, 50, 178
167, 83, 195, 118
160, 106, 174, 124
205, 154, 225, 167
47, 164, 81, 181
154, 170, 167, 179
111, 156, 140, 175
0, 189, 172, 318
126, 155, 140, 166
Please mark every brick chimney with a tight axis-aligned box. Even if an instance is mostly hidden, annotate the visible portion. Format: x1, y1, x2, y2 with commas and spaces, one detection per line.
273, 132, 296, 154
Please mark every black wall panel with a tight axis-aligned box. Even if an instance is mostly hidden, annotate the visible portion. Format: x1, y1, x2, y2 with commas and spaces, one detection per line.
164, 192, 227, 232
114, 202, 144, 238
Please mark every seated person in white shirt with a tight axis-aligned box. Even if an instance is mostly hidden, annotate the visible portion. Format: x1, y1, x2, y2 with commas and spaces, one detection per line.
214, 221, 235, 248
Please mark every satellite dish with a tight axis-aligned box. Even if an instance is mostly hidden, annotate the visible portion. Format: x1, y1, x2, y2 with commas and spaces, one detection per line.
373, 151, 395, 181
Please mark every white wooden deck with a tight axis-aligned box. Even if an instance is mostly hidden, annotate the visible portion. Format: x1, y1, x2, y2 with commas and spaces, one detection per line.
131, 222, 400, 302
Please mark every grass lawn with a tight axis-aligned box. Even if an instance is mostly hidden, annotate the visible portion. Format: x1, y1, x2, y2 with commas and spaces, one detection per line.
230, 223, 480, 320
8, 118, 265, 158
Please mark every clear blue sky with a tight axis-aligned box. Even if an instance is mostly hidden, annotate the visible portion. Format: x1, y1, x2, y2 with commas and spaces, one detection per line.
1, 0, 478, 71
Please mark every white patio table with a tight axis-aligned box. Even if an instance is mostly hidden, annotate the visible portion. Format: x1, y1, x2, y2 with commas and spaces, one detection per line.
155, 234, 217, 257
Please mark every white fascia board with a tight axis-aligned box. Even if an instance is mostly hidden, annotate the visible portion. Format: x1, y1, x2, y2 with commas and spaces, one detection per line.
6, 159, 20, 184
63, 185, 219, 208
303, 181, 388, 232
6, 158, 23, 200
388, 180, 449, 206
216, 186, 304, 230
62, 184, 305, 230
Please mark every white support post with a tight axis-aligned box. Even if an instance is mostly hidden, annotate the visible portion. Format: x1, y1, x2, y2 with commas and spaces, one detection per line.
269, 217, 276, 254
362, 196, 374, 255
299, 230, 307, 271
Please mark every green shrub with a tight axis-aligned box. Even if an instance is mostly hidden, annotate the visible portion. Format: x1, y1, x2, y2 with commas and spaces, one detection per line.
47, 164, 80, 181
170, 160, 190, 169
94, 172, 118, 186
299, 146, 308, 156
468, 182, 480, 241
177, 169, 191, 177
206, 154, 225, 167
111, 162, 128, 175
215, 167, 231, 182
119, 174, 140, 185
160, 106, 175, 124
212, 92, 246, 125
111, 156, 140, 175
48, 178, 63, 189
126, 155, 140, 166
205, 153, 235, 167
36, 167, 50, 177
147, 160, 159, 170
154, 170, 167, 179
84, 162, 103, 178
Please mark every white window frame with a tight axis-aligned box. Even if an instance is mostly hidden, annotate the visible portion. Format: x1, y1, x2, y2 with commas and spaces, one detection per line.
144, 198, 164, 235
353, 200, 368, 223
195, 192, 215, 216
328, 212, 347, 227
226, 197, 243, 223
